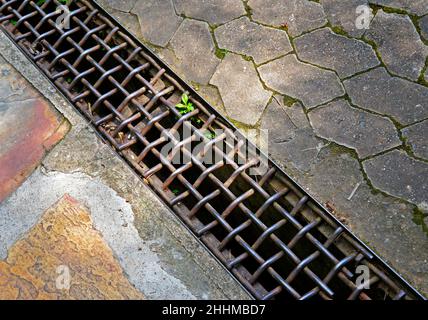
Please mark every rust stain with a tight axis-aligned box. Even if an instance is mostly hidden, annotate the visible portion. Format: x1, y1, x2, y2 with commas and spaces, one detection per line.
0, 194, 144, 300
0, 99, 69, 202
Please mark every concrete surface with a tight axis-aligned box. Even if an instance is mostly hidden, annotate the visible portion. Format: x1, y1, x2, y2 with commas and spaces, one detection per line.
0, 29, 250, 300
0, 195, 144, 300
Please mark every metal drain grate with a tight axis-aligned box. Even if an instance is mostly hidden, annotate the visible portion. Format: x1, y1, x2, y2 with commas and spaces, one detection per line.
0, 0, 424, 300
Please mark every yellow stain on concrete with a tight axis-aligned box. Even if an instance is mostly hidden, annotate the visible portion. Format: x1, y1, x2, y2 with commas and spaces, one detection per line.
0, 194, 144, 300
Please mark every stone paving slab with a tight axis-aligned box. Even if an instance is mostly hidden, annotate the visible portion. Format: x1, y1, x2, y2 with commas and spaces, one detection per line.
0, 195, 144, 300
344, 67, 428, 125
308, 99, 401, 158
258, 54, 345, 108
215, 17, 292, 65
420, 15, 428, 41
210, 53, 271, 125
248, 0, 327, 37
169, 19, 220, 84
363, 150, 428, 206
131, 0, 183, 47
0, 57, 69, 203
402, 120, 428, 160
369, 0, 428, 16
365, 10, 428, 81
294, 27, 379, 79
319, 0, 369, 38
173, 0, 246, 25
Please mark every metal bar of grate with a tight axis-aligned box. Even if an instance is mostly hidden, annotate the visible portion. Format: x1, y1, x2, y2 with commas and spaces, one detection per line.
0, 0, 425, 300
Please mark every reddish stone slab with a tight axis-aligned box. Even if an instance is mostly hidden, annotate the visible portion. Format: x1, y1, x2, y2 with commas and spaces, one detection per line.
0, 98, 69, 202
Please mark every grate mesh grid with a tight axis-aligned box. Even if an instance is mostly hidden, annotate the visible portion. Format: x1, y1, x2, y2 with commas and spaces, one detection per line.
0, 0, 424, 300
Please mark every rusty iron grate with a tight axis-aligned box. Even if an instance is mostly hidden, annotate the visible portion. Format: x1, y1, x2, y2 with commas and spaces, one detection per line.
0, 0, 425, 300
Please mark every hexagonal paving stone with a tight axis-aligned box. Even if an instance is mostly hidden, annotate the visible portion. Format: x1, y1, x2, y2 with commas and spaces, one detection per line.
363, 150, 428, 205
210, 53, 271, 125
258, 54, 344, 109
214, 17, 292, 65
296, 146, 428, 295
261, 96, 310, 144
420, 15, 428, 41
294, 28, 379, 79
169, 19, 220, 84
368, 0, 428, 16
172, 0, 246, 25
344, 67, 428, 125
260, 96, 323, 172
308, 99, 401, 158
365, 10, 428, 81
319, 0, 369, 38
248, 0, 327, 37
402, 120, 428, 160
132, 0, 183, 47
96, 0, 137, 12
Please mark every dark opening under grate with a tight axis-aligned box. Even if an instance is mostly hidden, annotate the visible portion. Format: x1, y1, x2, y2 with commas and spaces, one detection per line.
0, 0, 425, 300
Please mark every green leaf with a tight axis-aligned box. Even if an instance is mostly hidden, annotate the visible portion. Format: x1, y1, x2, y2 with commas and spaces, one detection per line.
175, 103, 187, 109
36, 0, 46, 6
204, 131, 215, 139
10, 19, 17, 26
182, 93, 188, 105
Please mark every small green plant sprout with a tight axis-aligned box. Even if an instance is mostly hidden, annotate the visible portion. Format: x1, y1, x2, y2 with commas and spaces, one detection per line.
10, 19, 17, 26
203, 129, 216, 140
58, 0, 71, 5
36, 0, 46, 6
171, 188, 179, 195
175, 93, 194, 115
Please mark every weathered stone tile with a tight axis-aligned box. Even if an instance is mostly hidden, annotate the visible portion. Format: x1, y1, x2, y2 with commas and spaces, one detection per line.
107, 9, 144, 40
284, 101, 311, 130
258, 54, 344, 108
248, 0, 327, 37
320, 0, 369, 37
308, 99, 400, 158
210, 53, 271, 125
295, 147, 428, 294
0, 195, 144, 299
96, 0, 137, 12
420, 15, 428, 41
260, 96, 322, 172
194, 84, 225, 114
368, 0, 428, 16
261, 96, 307, 143
0, 57, 70, 203
214, 17, 292, 65
363, 150, 428, 205
365, 10, 428, 81
172, 0, 246, 25
132, 0, 183, 47
402, 120, 428, 160
169, 20, 220, 84
295, 27, 379, 78
344, 67, 428, 125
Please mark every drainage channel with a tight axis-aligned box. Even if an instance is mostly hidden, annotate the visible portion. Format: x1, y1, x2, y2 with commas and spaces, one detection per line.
0, 0, 425, 300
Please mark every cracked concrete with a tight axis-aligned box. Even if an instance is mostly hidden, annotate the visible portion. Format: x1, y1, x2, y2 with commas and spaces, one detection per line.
0, 31, 250, 300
